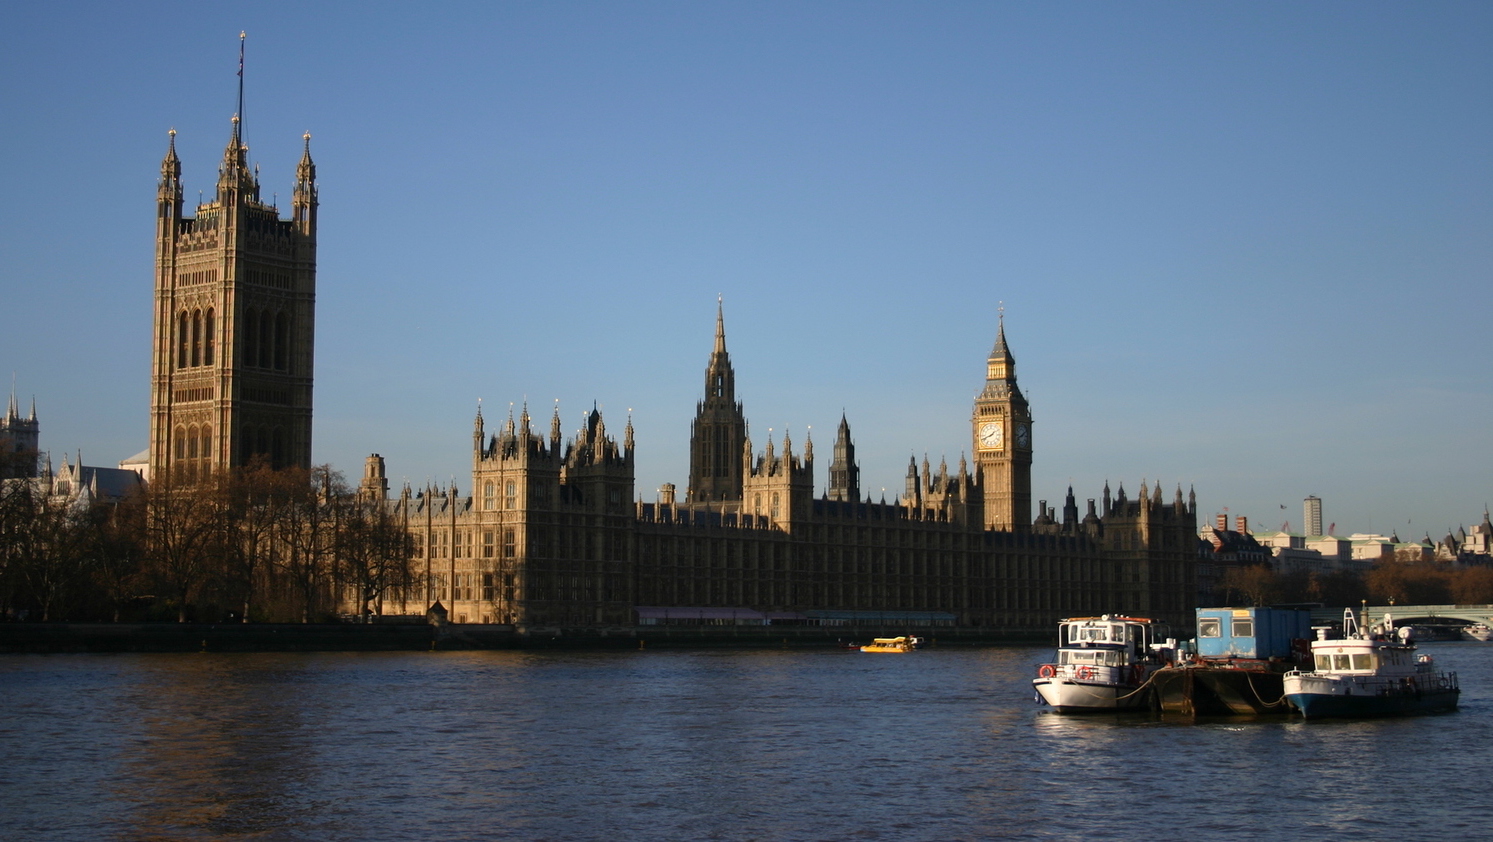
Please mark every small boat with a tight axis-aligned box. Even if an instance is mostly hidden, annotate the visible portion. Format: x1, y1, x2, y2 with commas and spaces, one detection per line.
1462, 623, 1492, 642
1283, 608, 1460, 719
860, 636, 921, 653
1033, 615, 1175, 712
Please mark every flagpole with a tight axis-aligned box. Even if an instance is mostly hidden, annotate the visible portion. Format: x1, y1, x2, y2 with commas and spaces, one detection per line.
237, 31, 246, 139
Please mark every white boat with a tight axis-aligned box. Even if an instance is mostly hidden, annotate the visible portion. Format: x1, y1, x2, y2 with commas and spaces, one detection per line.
1283, 608, 1460, 719
1462, 623, 1492, 642
1032, 615, 1175, 712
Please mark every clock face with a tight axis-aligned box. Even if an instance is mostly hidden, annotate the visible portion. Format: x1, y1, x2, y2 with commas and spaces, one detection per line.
977, 421, 1003, 451
1015, 423, 1029, 449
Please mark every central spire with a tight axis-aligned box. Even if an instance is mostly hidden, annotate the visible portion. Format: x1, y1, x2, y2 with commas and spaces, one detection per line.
714, 295, 726, 355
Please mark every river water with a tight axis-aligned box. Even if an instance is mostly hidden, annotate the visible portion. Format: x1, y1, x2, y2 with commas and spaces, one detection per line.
3, 641, 1491, 841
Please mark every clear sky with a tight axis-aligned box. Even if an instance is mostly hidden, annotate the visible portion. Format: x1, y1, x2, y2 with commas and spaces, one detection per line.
2, 2, 1489, 540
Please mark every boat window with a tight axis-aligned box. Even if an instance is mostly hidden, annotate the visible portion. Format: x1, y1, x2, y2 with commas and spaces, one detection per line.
1315, 654, 1331, 671
1112, 625, 1125, 642
1199, 618, 1221, 638
1351, 654, 1373, 670
1332, 655, 1352, 670
1077, 626, 1107, 642
1233, 619, 1254, 637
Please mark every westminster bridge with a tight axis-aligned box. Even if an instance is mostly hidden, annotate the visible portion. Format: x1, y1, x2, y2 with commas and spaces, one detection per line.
1308, 604, 1493, 628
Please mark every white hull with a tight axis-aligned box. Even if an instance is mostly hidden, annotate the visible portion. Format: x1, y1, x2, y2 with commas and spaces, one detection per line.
1033, 676, 1149, 711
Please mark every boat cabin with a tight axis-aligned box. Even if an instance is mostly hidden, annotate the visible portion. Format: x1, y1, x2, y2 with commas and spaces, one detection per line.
1056, 616, 1164, 665
1195, 607, 1311, 660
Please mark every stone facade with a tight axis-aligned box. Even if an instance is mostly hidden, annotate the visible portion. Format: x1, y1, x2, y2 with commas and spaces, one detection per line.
366, 308, 1200, 632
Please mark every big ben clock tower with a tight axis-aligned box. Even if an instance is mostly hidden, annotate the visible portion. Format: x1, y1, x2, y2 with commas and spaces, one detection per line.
972, 316, 1031, 532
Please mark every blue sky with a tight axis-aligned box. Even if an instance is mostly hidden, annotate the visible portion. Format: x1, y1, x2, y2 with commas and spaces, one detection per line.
2, 2, 1489, 539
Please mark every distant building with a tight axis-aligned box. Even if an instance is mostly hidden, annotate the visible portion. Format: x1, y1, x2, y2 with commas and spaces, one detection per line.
0, 391, 40, 480
1303, 495, 1323, 537
1198, 514, 1271, 605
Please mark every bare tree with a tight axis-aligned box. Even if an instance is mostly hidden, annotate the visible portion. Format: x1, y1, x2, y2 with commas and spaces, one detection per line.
336, 495, 415, 621
277, 466, 344, 623
142, 468, 227, 622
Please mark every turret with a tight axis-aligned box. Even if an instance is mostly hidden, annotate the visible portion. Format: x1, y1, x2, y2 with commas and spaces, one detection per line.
473, 403, 485, 459
293, 132, 317, 234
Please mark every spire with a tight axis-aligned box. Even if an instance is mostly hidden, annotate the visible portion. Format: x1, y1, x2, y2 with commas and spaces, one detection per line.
714, 295, 726, 356
624, 411, 635, 452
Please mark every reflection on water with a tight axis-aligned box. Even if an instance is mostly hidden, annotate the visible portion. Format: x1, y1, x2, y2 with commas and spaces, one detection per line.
2, 643, 1491, 840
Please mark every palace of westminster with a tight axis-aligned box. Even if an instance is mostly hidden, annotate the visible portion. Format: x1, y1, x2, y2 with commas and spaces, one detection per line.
135, 98, 1200, 634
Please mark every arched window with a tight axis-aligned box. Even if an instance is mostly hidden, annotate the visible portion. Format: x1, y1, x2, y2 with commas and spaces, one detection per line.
259, 313, 273, 369
771, 492, 780, 519
187, 425, 199, 459
274, 312, 289, 371
244, 309, 259, 368
191, 310, 202, 367
754, 493, 762, 516
484, 481, 495, 510
200, 426, 212, 463
175, 427, 187, 460
505, 481, 517, 510
204, 309, 215, 365
177, 312, 189, 369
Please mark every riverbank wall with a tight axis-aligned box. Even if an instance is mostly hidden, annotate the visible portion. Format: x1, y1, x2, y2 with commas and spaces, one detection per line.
0, 622, 1050, 653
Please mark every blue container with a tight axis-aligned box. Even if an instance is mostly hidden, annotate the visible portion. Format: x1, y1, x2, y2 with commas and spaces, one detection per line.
1195, 607, 1311, 659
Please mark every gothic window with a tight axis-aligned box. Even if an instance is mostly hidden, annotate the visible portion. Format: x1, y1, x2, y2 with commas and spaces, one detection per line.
754, 493, 762, 516
274, 312, 289, 371
200, 426, 212, 462
503, 528, 516, 558
483, 531, 495, 558
771, 492, 780, 519
258, 312, 273, 368
177, 312, 189, 369
174, 426, 187, 461
505, 481, 517, 510
204, 309, 215, 365
191, 310, 202, 367
187, 425, 199, 459
271, 427, 285, 469
244, 308, 259, 367
483, 481, 495, 510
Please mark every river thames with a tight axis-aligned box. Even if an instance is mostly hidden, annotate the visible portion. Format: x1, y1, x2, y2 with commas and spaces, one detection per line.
3, 641, 1491, 841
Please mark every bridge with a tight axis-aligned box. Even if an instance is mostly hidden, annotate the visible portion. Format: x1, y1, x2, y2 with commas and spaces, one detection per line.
1307, 604, 1493, 627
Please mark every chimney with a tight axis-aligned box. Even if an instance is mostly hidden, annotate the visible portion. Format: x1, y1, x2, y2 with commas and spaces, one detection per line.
1216, 513, 1227, 531
1236, 515, 1248, 534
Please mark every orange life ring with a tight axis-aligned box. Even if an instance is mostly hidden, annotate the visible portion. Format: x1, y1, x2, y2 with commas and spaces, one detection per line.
1075, 666, 1095, 681
1038, 664, 1056, 678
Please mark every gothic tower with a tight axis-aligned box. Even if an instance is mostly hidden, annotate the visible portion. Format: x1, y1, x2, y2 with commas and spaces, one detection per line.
148, 68, 316, 479
687, 300, 747, 503
971, 316, 1031, 531
827, 413, 860, 502
1, 391, 40, 479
